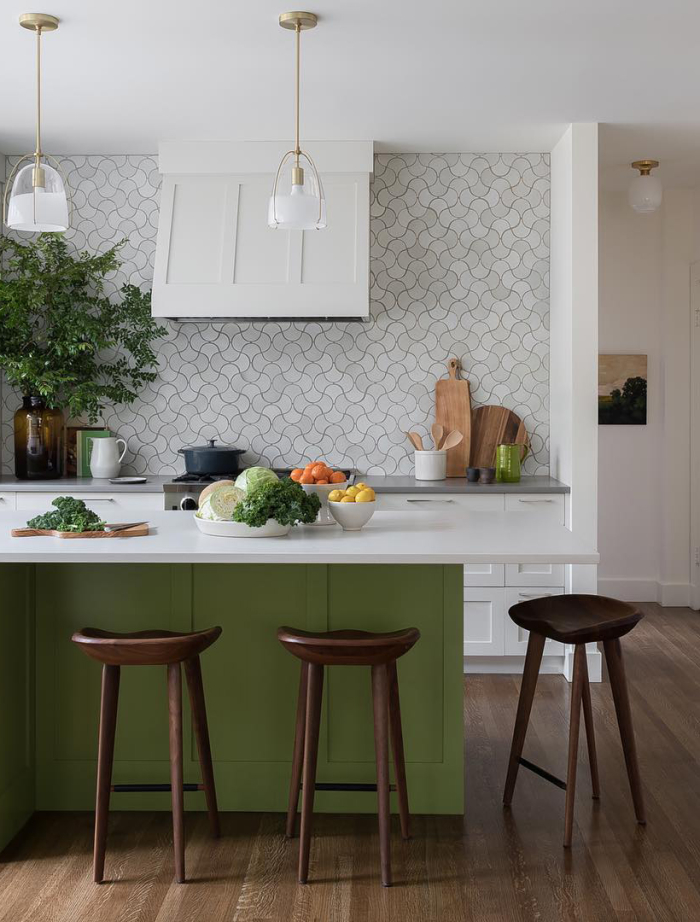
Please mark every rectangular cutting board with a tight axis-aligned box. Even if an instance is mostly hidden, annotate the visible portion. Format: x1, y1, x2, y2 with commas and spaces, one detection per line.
435, 358, 471, 477
11, 523, 149, 539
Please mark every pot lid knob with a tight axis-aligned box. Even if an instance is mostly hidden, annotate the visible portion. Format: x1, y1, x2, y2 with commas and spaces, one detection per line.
207, 439, 216, 447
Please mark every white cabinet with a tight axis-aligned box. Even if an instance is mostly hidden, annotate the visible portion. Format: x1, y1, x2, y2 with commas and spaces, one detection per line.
153, 140, 374, 319
464, 563, 505, 587
505, 494, 565, 524
463, 589, 506, 656
504, 588, 566, 655
15, 493, 162, 515
379, 493, 503, 512
505, 562, 565, 586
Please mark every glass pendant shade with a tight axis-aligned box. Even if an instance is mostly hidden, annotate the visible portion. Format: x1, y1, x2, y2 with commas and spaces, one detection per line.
268, 151, 326, 230
6, 160, 69, 232
628, 163, 662, 214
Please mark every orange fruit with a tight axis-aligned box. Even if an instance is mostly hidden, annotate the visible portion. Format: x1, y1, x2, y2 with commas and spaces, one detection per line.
300, 473, 315, 484
290, 469, 304, 482
315, 478, 329, 484
329, 471, 346, 483
304, 462, 316, 472
310, 463, 329, 480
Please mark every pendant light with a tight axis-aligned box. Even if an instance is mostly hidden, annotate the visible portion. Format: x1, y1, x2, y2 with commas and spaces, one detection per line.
268, 11, 326, 231
3, 13, 70, 233
628, 160, 662, 214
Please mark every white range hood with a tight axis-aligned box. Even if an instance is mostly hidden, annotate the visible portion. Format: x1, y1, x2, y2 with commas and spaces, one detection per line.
152, 140, 373, 320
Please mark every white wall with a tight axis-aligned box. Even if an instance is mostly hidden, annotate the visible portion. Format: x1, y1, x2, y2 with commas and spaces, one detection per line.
598, 188, 693, 604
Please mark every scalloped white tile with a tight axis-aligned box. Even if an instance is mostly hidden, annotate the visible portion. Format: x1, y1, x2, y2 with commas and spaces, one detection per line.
2, 153, 550, 476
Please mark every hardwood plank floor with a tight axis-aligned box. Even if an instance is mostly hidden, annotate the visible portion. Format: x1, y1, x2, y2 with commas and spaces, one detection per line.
1, 603, 698, 921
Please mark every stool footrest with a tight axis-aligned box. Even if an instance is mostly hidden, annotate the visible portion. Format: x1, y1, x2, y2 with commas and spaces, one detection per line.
302, 782, 397, 793
111, 783, 205, 793
518, 757, 567, 791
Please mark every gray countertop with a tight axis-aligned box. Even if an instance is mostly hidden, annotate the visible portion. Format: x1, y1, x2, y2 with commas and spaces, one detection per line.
0, 473, 569, 494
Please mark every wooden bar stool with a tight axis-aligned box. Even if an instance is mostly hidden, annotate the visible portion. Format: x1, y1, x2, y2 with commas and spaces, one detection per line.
71, 626, 222, 883
277, 626, 420, 888
503, 594, 646, 846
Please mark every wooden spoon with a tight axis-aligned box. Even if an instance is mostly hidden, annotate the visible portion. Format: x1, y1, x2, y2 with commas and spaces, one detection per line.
404, 431, 425, 451
431, 422, 444, 451
440, 429, 463, 451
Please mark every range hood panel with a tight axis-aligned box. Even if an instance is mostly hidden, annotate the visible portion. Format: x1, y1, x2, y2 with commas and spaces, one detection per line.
152, 141, 372, 320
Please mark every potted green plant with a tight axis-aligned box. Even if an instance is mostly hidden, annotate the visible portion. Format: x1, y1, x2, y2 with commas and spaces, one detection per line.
0, 234, 166, 479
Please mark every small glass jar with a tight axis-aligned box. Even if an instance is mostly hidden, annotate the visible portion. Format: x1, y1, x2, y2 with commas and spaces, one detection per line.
14, 396, 64, 480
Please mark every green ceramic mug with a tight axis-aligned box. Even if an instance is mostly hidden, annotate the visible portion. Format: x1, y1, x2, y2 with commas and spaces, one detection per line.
495, 443, 529, 483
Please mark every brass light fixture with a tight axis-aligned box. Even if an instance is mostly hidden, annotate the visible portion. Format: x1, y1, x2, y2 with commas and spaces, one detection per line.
628, 160, 662, 214
3, 12, 70, 232
268, 11, 326, 230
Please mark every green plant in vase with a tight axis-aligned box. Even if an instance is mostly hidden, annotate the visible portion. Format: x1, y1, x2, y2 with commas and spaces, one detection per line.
0, 234, 166, 479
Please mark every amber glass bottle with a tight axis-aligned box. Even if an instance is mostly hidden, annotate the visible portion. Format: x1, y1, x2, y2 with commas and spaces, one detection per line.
13, 397, 64, 480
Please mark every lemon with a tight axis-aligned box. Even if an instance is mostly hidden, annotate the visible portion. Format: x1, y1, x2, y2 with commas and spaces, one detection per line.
356, 489, 375, 503
328, 489, 345, 503
354, 482, 369, 491
345, 486, 360, 498
340, 495, 356, 503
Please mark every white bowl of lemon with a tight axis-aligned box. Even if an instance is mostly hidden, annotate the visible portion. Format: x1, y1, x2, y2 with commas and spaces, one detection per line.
327, 483, 376, 531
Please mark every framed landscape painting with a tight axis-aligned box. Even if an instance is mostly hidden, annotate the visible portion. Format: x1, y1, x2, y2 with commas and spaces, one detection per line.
598, 354, 647, 425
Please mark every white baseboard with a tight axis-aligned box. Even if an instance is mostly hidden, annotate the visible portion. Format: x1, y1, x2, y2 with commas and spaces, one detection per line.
464, 652, 601, 682
597, 577, 691, 607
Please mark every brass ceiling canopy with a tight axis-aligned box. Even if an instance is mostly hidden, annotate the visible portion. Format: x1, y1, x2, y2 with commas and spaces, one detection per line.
19, 12, 59, 32
279, 11, 318, 30
631, 159, 660, 176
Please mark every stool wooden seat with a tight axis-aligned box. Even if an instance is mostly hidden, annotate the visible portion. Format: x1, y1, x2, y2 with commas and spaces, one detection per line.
71, 626, 222, 884
278, 625, 420, 888
503, 595, 645, 847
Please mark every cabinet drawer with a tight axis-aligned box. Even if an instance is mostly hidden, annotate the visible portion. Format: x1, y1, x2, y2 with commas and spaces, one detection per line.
463, 588, 505, 656
505, 563, 565, 587
463, 563, 505, 587
504, 587, 566, 655
504, 494, 565, 524
380, 493, 504, 512
16, 492, 163, 515
0, 493, 17, 512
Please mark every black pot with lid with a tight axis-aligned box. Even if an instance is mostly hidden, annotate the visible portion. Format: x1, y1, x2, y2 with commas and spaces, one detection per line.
178, 439, 246, 476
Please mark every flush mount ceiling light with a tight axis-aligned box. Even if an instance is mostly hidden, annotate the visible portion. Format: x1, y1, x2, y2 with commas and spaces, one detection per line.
628, 160, 662, 214
268, 11, 326, 231
3, 13, 70, 233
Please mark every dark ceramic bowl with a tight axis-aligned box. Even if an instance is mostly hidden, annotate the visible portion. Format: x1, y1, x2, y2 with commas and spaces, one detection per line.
478, 467, 496, 484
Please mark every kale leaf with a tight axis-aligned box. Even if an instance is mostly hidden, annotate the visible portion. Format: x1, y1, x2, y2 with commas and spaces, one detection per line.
232, 478, 321, 529
27, 496, 106, 533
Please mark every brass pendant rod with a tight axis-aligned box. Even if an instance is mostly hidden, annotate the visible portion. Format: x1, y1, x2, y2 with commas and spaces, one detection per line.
294, 24, 301, 161
35, 25, 42, 160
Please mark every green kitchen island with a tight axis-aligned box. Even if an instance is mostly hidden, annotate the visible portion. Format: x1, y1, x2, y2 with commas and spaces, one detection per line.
0, 507, 597, 853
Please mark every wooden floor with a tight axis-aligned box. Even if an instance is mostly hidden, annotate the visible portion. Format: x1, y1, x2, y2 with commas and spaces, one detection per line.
1, 603, 699, 922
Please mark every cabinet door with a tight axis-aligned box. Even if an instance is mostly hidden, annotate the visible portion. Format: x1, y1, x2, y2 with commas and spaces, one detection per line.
463, 563, 505, 587
463, 588, 505, 656
0, 493, 16, 513
379, 494, 504, 512
504, 494, 565, 524
504, 588, 566, 655
16, 492, 163, 514
505, 563, 565, 587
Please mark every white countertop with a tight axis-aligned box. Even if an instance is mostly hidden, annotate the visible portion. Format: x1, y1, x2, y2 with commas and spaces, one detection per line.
0, 509, 598, 565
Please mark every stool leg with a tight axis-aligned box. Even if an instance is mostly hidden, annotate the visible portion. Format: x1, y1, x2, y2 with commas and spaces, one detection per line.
286, 661, 309, 838
94, 664, 120, 884
564, 644, 586, 847
371, 663, 392, 888
168, 662, 186, 883
604, 638, 646, 825
580, 650, 601, 799
184, 656, 220, 838
503, 632, 546, 805
299, 663, 323, 884
388, 659, 410, 840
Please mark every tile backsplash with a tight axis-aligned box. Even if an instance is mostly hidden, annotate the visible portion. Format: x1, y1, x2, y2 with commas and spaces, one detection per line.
1, 153, 550, 476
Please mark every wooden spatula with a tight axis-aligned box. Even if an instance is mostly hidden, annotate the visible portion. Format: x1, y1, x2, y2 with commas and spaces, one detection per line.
404, 431, 425, 451
440, 430, 463, 451
431, 423, 444, 450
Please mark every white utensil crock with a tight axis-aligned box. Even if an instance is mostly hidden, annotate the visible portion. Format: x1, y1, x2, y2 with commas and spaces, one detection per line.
89, 437, 127, 479
414, 449, 447, 481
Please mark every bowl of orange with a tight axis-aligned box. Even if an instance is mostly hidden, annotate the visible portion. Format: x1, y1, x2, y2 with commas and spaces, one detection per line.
290, 462, 348, 525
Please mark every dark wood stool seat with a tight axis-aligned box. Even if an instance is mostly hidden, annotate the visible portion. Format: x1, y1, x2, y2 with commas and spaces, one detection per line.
278, 625, 420, 888
72, 626, 221, 665
507, 594, 642, 645
503, 594, 645, 847
71, 626, 222, 884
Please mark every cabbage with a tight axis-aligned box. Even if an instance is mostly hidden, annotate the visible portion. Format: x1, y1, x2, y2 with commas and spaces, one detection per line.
235, 466, 279, 494
196, 484, 245, 521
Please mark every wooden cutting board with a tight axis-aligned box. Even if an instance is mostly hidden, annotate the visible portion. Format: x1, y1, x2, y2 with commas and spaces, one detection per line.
11, 523, 149, 539
435, 358, 471, 476
470, 406, 529, 469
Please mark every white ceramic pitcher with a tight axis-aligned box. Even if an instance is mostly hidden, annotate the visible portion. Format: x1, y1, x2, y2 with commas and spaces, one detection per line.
89, 437, 127, 479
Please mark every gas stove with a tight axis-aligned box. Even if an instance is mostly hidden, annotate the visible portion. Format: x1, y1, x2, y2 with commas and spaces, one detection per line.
163, 469, 356, 510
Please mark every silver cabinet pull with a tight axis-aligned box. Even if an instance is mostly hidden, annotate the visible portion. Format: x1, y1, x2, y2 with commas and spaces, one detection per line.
81, 498, 116, 503
407, 498, 456, 504
518, 499, 555, 504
